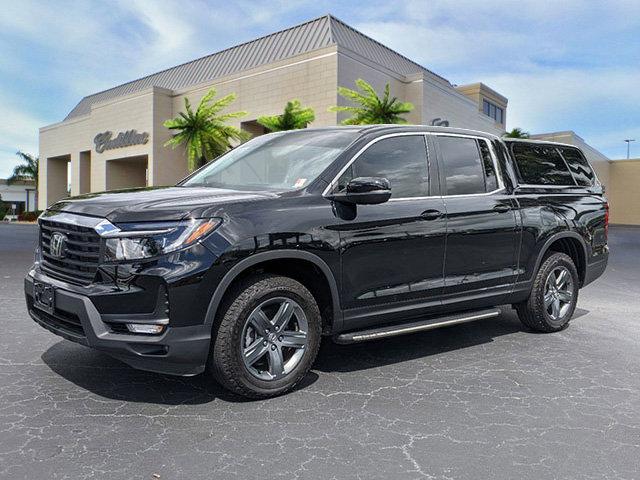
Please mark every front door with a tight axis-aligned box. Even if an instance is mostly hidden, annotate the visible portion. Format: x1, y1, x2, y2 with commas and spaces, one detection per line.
327, 134, 447, 330
433, 134, 519, 309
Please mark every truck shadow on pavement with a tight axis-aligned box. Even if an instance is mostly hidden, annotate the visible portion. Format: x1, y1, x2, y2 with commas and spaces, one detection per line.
40, 307, 589, 404
314, 306, 589, 374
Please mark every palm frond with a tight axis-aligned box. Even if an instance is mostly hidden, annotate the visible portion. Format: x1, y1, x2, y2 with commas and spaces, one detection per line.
7, 151, 39, 186
257, 100, 315, 132
163, 88, 248, 171
331, 79, 414, 125
503, 127, 530, 138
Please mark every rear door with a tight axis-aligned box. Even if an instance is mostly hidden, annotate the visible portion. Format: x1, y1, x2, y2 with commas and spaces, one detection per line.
329, 134, 446, 329
433, 134, 519, 309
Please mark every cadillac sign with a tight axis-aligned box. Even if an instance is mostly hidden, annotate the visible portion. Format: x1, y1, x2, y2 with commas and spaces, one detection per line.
94, 130, 149, 153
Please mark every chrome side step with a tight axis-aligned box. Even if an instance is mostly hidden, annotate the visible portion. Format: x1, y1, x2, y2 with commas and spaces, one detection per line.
334, 308, 501, 344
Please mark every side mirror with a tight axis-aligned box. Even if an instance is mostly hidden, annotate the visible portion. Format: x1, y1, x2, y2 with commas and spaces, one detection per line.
326, 177, 392, 205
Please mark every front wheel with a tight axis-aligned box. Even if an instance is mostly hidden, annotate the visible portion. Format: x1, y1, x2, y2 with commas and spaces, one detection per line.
209, 274, 321, 399
516, 252, 579, 332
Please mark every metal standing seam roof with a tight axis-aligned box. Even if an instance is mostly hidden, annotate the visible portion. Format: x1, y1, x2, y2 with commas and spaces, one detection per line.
65, 14, 447, 120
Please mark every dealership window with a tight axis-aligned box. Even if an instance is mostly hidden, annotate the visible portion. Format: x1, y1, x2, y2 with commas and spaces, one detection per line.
438, 136, 497, 195
510, 143, 576, 186
335, 136, 429, 198
483, 99, 504, 124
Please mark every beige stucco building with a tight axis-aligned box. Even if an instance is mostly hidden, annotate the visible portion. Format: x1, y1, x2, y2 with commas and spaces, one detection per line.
606, 158, 640, 225
41, 14, 638, 225
38, 15, 508, 210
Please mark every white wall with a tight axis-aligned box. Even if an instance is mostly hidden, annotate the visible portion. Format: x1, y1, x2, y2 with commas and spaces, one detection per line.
421, 73, 505, 136
0, 182, 37, 212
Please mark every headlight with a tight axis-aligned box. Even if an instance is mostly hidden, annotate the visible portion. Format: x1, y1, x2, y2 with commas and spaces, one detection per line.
103, 218, 221, 261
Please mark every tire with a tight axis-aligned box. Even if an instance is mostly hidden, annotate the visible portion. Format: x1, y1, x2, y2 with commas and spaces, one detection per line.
516, 252, 579, 333
209, 274, 321, 399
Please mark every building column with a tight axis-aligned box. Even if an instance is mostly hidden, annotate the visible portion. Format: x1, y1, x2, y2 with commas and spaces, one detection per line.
42, 155, 70, 209
70, 151, 81, 197
79, 151, 91, 194
70, 150, 92, 196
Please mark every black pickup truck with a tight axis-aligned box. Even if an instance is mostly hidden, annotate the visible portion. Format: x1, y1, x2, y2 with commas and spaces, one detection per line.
25, 126, 609, 398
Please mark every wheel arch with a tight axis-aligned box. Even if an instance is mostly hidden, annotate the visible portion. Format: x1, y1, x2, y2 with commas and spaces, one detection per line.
533, 231, 588, 286
203, 250, 343, 332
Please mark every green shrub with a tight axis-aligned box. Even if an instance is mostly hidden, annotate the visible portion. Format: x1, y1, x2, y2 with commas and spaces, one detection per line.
18, 211, 41, 222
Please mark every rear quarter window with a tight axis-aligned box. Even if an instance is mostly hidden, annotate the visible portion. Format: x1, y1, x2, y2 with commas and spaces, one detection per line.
510, 143, 575, 186
558, 147, 595, 186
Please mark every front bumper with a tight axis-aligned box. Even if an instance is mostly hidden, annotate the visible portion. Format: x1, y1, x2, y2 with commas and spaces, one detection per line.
25, 272, 211, 376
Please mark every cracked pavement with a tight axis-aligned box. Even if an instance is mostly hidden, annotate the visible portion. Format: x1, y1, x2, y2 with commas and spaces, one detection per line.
1, 223, 639, 479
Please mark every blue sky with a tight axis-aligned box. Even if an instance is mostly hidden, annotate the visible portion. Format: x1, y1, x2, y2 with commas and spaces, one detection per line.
1, 0, 639, 178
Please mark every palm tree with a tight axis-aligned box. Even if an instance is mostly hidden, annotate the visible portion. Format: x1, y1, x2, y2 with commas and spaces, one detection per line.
8, 151, 39, 186
330, 79, 414, 125
504, 127, 530, 139
164, 88, 249, 171
7, 151, 39, 209
257, 100, 315, 132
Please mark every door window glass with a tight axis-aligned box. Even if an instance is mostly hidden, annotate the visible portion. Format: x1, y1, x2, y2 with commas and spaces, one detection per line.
335, 136, 429, 198
509, 143, 575, 186
438, 136, 486, 195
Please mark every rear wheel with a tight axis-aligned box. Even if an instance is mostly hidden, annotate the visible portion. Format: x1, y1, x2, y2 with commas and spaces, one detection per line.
516, 252, 579, 332
209, 274, 321, 398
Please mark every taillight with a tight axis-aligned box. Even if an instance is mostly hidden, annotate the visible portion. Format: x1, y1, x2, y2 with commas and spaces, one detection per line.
604, 201, 609, 239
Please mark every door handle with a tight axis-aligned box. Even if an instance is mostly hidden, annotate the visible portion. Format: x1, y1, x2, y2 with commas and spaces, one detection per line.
420, 209, 442, 220
493, 204, 511, 213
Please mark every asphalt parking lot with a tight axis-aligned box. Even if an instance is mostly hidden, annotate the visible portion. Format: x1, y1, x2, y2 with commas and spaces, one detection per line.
1, 222, 639, 479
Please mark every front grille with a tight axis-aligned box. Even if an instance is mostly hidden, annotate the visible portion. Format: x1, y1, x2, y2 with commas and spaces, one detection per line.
27, 295, 86, 338
40, 218, 101, 285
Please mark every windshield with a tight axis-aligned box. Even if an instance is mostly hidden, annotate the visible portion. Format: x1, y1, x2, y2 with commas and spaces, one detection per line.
181, 129, 359, 191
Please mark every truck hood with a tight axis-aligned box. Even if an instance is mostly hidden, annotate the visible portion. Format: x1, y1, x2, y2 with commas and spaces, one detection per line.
48, 186, 277, 223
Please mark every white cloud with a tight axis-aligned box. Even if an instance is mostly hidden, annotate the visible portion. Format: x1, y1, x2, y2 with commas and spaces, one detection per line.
352, 0, 640, 159
116, 0, 198, 72
481, 68, 640, 129
0, 98, 42, 178
0, 0, 309, 177
355, 0, 640, 77
0, 0, 637, 171
354, 21, 547, 73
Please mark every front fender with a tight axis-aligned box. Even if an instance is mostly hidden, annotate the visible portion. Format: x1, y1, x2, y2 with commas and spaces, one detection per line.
202, 249, 343, 330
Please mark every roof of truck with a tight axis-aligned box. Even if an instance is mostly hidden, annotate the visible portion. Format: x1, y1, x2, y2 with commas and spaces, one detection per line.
296, 124, 502, 140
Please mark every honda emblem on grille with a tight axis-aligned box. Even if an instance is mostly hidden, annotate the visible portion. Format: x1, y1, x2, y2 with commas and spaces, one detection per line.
50, 232, 67, 259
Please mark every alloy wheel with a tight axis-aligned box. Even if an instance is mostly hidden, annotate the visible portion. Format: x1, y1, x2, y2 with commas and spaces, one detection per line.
544, 266, 574, 321
241, 297, 308, 381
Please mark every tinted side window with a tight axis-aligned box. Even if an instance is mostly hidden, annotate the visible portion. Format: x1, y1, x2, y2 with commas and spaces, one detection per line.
559, 147, 595, 186
335, 136, 429, 198
438, 136, 486, 195
510, 143, 575, 186
478, 140, 498, 192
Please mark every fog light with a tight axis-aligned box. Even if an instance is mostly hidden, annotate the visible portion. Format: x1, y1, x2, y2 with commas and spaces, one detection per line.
126, 324, 165, 335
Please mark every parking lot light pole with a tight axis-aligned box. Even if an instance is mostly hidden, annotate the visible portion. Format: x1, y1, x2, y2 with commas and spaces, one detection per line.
624, 139, 635, 159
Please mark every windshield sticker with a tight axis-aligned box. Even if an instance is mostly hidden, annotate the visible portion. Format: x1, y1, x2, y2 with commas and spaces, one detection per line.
294, 178, 307, 188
